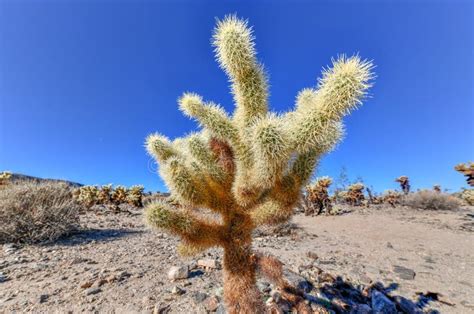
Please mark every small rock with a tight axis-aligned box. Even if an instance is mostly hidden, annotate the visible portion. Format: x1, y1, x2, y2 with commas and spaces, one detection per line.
204, 295, 220, 312
80, 281, 93, 289
215, 303, 226, 314
84, 287, 101, 296
193, 291, 208, 303
271, 291, 282, 303
38, 294, 49, 303
371, 290, 397, 314
283, 269, 312, 292
392, 265, 416, 280
197, 259, 221, 269
93, 278, 107, 288
0, 272, 8, 283
167, 266, 189, 281
171, 286, 185, 295
3, 244, 17, 254
153, 303, 171, 314
386, 242, 394, 249
306, 251, 319, 260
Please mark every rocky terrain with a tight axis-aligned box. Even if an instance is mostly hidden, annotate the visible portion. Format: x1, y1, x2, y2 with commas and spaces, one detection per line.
1, 205, 473, 313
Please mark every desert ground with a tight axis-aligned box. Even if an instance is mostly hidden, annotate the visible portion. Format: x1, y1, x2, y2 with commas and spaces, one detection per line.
1, 205, 473, 314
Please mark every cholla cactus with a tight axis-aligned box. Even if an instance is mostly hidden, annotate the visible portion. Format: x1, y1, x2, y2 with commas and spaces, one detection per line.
461, 189, 474, 206
75, 185, 99, 208
382, 189, 401, 207
395, 175, 410, 194
145, 15, 374, 313
111, 185, 128, 205
455, 162, 474, 187
304, 176, 332, 215
0, 171, 12, 187
97, 184, 113, 204
433, 185, 441, 193
342, 183, 365, 206
127, 185, 144, 207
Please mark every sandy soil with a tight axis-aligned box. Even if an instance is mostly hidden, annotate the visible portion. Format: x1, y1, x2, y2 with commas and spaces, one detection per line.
0, 205, 473, 313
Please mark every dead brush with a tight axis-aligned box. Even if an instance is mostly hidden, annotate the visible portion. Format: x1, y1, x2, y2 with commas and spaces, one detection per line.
0, 181, 81, 243
382, 190, 401, 207
403, 190, 461, 211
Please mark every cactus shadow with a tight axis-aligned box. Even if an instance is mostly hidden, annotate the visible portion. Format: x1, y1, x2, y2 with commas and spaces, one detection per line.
54, 228, 143, 246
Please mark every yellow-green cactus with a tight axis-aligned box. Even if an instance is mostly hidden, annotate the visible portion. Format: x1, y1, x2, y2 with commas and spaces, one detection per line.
127, 185, 144, 207
342, 182, 366, 206
145, 15, 374, 313
111, 185, 128, 205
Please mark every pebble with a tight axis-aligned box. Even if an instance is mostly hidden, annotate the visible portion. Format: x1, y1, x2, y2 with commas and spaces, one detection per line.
193, 291, 208, 303
84, 287, 101, 296
171, 286, 185, 295
3, 244, 18, 255
38, 294, 49, 303
203, 295, 220, 312
167, 266, 189, 281
0, 272, 8, 283
197, 259, 221, 270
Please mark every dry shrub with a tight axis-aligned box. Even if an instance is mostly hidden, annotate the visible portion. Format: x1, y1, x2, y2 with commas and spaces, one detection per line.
0, 181, 81, 244
403, 190, 461, 211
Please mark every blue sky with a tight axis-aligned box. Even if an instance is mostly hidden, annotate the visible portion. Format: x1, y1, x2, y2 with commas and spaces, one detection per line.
1, 0, 473, 193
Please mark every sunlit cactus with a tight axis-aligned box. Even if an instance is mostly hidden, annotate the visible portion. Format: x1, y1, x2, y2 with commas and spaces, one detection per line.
341, 182, 365, 206
127, 185, 144, 207
304, 176, 333, 215
382, 189, 401, 207
455, 162, 474, 187
75, 185, 99, 208
461, 189, 474, 206
433, 185, 441, 193
111, 185, 128, 205
145, 15, 374, 313
97, 184, 113, 204
395, 175, 410, 194
0, 171, 12, 187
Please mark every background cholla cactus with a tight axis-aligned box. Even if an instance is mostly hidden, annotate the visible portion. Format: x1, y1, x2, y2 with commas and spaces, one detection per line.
145, 15, 374, 313
461, 189, 474, 206
433, 185, 441, 193
304, 176, 332, 215
455, 162, 474, 187
97, 184, 113, 204
0, 171, 12, 187
75, 185, 99, 208
342, 183, 365, 206
382, 189, 401, 207
127, 185, 144, 207
395, 175, 410, 194
111, 185, 128, 205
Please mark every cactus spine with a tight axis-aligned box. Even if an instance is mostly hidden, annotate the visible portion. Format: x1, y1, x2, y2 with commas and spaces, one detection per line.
145, 15, 374, 313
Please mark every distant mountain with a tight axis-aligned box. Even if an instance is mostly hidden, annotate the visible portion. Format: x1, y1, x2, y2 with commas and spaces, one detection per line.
8, 173, 83, 188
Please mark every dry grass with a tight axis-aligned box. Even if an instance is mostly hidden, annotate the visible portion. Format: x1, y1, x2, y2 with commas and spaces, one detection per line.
0, 181, 81, 244
403, 190, 461, 211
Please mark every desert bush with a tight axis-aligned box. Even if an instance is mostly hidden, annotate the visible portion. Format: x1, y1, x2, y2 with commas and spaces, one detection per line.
303, 176, 333, 215
395, 175, 410, 194
0, 181, 80, 244
144, 15, 374, 312
403, 190, 461, 211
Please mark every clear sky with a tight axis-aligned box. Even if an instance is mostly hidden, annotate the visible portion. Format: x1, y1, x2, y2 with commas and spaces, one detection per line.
1, 0, 473, 193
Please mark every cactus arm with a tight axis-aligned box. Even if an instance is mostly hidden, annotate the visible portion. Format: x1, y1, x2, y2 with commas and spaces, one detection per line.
145, 133, 179, 163
213, 15, 268, 128
145, 201, 223, 248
